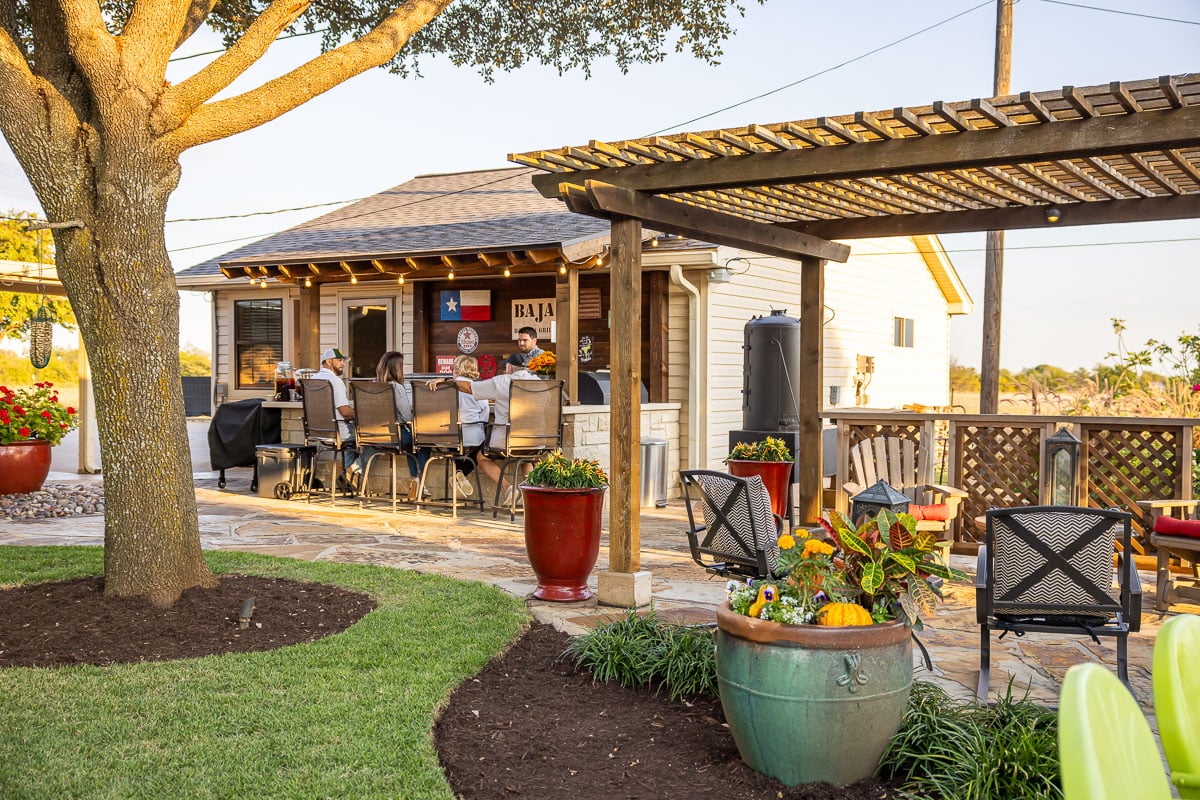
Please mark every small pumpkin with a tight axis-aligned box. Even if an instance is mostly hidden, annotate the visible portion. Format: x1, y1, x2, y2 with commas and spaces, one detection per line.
817, 601, 873, 627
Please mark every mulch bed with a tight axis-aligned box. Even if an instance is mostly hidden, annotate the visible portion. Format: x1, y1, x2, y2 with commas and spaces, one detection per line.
1, 579, 898, 798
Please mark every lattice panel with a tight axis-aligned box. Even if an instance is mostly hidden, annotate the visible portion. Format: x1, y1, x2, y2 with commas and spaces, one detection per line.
1086, 427, 1184, 542
955, 425, 1043, 542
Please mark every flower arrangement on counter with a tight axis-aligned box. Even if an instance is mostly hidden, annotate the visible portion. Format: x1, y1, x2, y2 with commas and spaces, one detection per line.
526, 351, 557, 376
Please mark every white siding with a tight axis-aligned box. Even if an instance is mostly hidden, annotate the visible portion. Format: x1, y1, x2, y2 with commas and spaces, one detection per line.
215, 287, 297, 402
666, 283, 691, 468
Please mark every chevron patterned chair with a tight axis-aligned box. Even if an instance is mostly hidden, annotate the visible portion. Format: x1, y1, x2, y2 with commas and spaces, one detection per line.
680, 470, 782, 579
976, 506, 1141, 703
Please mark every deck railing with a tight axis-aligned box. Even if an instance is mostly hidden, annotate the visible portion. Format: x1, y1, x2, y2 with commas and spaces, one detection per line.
823, 410, 1196, 552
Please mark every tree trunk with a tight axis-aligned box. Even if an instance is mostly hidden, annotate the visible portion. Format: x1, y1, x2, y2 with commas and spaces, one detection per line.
48, 140, 215, 606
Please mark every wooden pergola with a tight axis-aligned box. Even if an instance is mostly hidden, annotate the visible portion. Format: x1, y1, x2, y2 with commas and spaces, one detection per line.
510, 74, 1200, 586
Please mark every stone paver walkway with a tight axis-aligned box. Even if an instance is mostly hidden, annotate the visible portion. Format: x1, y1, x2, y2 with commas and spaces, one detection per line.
3, 472, 1194, 730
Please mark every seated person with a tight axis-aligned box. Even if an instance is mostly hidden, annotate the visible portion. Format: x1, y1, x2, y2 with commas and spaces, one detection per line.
450, 355, 491, 497
312, 347, 357, 481
355, 350, 430, 496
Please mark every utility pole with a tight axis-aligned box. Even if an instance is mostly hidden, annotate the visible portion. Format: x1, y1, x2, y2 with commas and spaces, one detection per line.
979, 0, 1012, 414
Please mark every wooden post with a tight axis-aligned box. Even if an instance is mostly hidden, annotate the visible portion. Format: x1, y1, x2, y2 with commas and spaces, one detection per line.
609, 216, 642, 573
797, 255, 825, 526
980, 0, 1013, 415
556, 267, 580, 404
298, 282, 321, 369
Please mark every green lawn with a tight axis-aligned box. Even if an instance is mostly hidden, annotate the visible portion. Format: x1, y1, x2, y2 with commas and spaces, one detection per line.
0, 546, 528, 800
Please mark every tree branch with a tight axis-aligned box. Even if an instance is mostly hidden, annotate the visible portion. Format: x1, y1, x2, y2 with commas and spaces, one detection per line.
0, 21, 48, 138
174, 0, 219, 51
54, 0, 120, 97
153, 0, 311, 134
122, 1, 195, 77
161, 0, 454, 153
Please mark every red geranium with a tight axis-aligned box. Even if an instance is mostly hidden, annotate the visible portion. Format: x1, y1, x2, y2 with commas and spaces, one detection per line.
0, 382, 79, 445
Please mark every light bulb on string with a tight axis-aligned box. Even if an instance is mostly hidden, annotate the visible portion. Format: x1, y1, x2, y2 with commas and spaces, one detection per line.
397, 274, 405, 285
447, 270, 455, 280
503, 267, 511, 278
304, 276, 312, 288
559, 264, 567, 275
350, 274, 358, 284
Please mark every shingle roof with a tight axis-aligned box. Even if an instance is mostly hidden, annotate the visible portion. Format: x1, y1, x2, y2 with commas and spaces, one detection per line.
176, 167, 611, 280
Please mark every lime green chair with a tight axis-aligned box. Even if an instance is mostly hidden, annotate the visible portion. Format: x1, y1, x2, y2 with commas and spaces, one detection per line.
1059, 662, 1172, 800
1154, 613, 1200, 799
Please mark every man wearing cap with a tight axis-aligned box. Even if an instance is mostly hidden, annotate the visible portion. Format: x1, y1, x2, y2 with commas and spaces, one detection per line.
314, 347, 356, 443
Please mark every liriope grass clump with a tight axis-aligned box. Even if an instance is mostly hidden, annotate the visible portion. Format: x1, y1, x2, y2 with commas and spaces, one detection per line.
562, 608, 717, 702
880, 680, 1061, 800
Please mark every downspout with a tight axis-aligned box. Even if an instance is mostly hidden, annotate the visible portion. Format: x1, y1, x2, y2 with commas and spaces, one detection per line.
670, 264, 705, 471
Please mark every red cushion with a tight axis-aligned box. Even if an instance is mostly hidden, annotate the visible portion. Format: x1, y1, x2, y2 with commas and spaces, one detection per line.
1153, 515, 1200, 539
909, 503, 950, 522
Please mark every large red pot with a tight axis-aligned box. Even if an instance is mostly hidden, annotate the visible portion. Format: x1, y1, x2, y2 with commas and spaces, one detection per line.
727, 460, 792, 518
520, 485, 607, 601
0, 440, 53, 494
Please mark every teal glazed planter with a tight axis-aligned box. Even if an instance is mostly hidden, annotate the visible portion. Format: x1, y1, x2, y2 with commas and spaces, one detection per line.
727, 460, 792, 518
0, 440, 53, 494
520, 485, 606, 601
715, 602, 912, 787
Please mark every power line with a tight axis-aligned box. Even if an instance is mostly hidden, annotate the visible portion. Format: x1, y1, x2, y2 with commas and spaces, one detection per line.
1035, 0, 1200, 26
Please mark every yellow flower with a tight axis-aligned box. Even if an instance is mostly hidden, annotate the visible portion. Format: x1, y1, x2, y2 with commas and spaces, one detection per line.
802, 539, 834, 558
778, 534, 796, 550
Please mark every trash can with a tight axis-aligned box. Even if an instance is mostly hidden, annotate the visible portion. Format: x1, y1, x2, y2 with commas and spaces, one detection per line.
255, 443, 315, 500
640, 439, 668, 508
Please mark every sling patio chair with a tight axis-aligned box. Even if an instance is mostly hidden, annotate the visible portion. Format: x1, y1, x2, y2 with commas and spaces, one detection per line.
1058, 662, 1173, 800
299, 378, 356, 507
488, 379, 564, 522
350, 381, 410, 513
1153, 612, 1200, 800
679, 469, 782, 579
976, 505, 1141, 703
409, 379, 484, 519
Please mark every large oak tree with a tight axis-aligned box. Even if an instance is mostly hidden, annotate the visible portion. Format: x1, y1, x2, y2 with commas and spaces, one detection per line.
0, 1, 759, 605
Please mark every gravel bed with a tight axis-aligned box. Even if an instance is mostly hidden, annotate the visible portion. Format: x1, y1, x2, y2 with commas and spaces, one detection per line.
0, 484, 105, 521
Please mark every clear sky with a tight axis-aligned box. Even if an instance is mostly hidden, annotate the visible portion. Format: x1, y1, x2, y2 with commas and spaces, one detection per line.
1, 0, 1197, 371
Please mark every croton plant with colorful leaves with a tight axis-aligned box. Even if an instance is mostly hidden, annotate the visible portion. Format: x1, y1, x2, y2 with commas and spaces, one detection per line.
729, 509, 968, 629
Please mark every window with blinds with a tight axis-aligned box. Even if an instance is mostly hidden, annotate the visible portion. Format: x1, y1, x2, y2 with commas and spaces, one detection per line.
235, 298, 283, 389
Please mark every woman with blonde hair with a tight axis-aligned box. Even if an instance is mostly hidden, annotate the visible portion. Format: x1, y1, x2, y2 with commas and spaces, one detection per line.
450, 355, 490, 496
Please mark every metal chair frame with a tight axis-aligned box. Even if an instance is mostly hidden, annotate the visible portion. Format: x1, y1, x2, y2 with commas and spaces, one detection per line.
976, 505, 1141, 703
409, 380, 484, 518
488, 379, 564, 522
351, 381, 410, 513
299, 378, 355, 506
679, 469, 783, 579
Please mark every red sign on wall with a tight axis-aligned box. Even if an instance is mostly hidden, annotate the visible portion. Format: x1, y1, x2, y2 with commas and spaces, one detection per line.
478, 354, 497, 379
434, 355, 456, 374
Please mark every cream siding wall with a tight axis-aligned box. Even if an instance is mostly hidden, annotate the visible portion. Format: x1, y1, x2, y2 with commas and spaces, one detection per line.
317, 284, 412, 367
666, 283, 691, 469
214, 286, 298, 402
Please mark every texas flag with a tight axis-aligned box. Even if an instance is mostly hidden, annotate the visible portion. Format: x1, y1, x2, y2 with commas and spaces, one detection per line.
440, 289, 492, 321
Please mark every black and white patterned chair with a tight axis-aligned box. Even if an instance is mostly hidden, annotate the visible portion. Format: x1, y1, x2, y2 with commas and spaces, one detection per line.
680, 470, 783, 579
976, 505, 1142, 703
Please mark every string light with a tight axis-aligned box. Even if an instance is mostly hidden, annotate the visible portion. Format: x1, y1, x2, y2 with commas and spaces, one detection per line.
350, 274, 358, 284
559, 264, 567, 275
304, 276, 312, 288
447, 270, 455, 280
650, 237, 659, 247
503, 267, 511, 278
397, 274, 405, 285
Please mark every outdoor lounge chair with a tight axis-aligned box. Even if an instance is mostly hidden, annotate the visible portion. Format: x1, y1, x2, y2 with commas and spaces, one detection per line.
976, 506, 1141, 703
679, 470, 782, 579
299, 378, 355, 506
1058, 662, 1173, 800
844, 434, 966, 551
350, 381, 410, 513
487, 379, 564, 522
409, 380, 484, 518
1153, 613, 1200, 800
1137, 499, 1200, 611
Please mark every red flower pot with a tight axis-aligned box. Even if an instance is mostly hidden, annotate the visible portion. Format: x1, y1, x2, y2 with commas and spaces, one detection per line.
0, 440, 53, 494
727, 460, 792, 518
520, 485, 607, 601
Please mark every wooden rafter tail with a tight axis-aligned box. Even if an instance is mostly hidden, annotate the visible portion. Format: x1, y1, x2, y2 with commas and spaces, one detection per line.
477, 251, 510, 268
278, 265, 293, 279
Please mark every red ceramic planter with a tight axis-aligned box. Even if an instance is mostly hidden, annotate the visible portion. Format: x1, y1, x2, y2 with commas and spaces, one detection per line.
520, 485, 606, 601
0, 440, 53, 494
727, 460, 792, 518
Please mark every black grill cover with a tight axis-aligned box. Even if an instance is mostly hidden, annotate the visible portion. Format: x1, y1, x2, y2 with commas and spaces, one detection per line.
208, 398, 281, 470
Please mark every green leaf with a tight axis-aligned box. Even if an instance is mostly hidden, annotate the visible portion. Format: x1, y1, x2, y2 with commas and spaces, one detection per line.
909, 579, 938, 616
839, 527, 872, 558
888, 552, 918, 575
861, 561, 884, 594
899, 592, 920, 625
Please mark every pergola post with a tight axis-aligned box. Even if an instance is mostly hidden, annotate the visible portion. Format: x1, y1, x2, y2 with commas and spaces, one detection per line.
797, 255, 825, 526
596, 215, 651, 608
555, 267, 579, 404
298, 282, 321, 369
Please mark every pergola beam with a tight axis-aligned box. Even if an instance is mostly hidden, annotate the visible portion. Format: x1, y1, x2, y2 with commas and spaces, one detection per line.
788, 193, 1200, 239
531, 105, 1200, 198
567, 180, 850, 263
